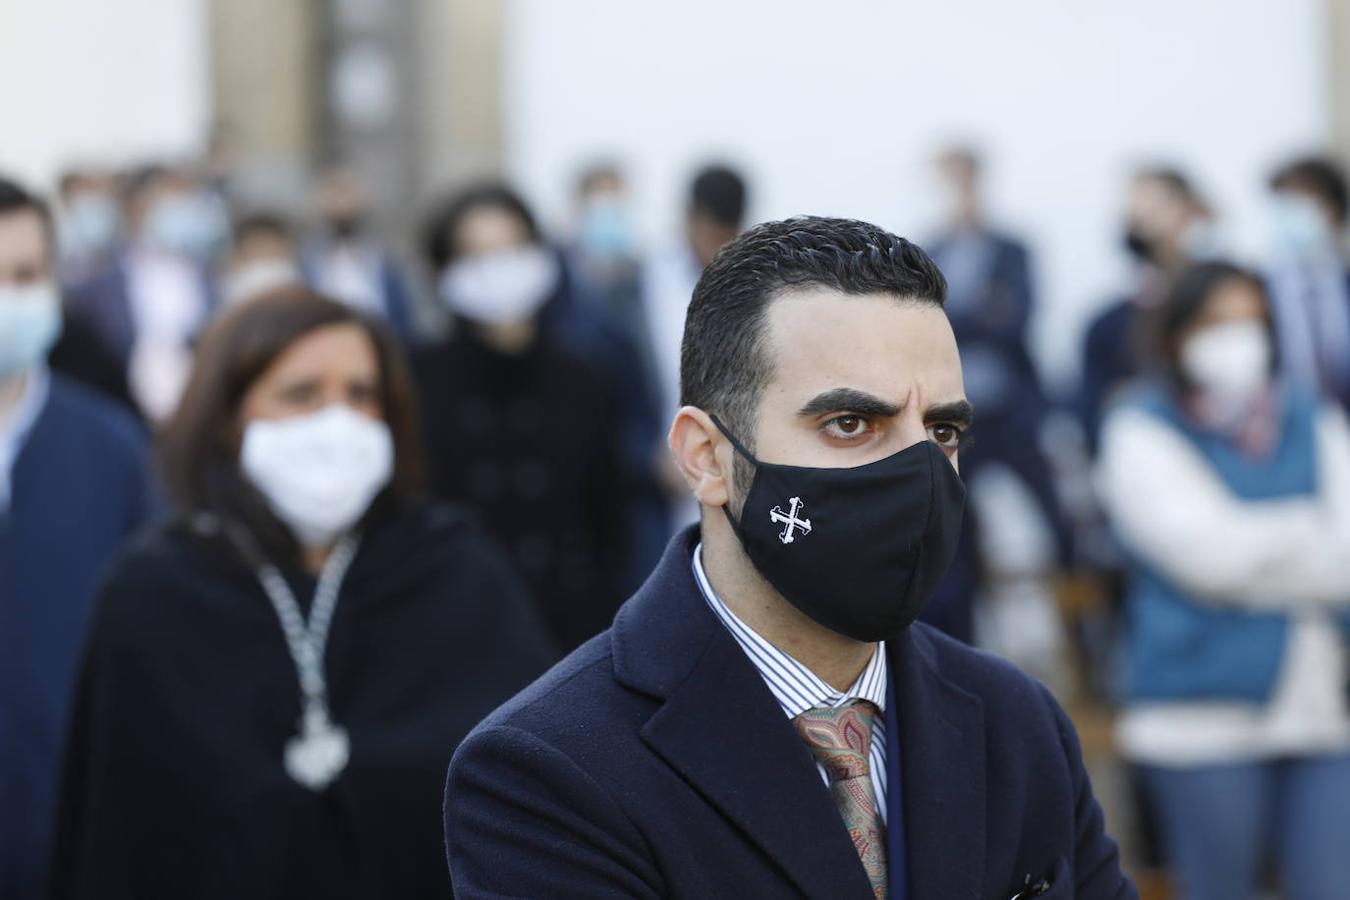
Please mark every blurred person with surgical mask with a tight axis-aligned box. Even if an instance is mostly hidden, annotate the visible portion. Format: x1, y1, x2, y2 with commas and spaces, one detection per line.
1079, 166, 1218, 454
414, 184, 628, 653
1265, 155, 1350, 410
55, 167, 122, 285
302, 164, 417, 341
221, 212, 305, 307
567, 163, 675, 591
50, 288, 554, 900
65, 163, 225, 422
0, 176, 152, 900
1097, 262, 1350, 900
568, 162, 650, 370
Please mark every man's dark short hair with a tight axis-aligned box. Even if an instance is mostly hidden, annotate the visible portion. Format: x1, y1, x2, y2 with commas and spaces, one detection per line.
689, 165, 747, 229
0, 176, 55, 254
680, 215, 948, 448
1270, 155, 1350, 226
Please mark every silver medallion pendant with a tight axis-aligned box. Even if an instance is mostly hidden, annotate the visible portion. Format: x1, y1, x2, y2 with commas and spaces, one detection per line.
284, 707, 350, 791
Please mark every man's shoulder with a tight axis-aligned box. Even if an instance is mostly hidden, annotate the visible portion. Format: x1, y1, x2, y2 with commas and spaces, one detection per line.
463, 629, 635, 746
41, 375, 146, 455
910, 622, 1062, 727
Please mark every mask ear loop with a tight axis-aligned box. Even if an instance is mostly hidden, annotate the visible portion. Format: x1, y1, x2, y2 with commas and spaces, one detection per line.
706, 413, 758, 532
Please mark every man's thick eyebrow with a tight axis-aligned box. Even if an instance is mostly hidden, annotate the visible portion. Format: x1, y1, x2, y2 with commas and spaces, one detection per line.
925, 400, 975, 426
796, 388, 902, 419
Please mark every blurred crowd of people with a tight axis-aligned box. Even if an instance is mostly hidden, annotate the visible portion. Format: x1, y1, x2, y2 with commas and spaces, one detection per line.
3, 140, 1350, 898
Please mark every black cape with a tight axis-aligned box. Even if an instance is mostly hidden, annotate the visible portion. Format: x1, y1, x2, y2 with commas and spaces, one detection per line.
412, 328, 627, 653
50, 503, 556, 900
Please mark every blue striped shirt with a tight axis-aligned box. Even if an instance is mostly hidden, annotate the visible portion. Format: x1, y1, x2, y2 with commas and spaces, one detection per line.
692, 543, 889, 823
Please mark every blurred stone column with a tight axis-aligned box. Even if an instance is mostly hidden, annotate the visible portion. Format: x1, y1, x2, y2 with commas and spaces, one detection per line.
207, 0, 316, 210
419, 0, 507, 191
1331, 0, 1350, 160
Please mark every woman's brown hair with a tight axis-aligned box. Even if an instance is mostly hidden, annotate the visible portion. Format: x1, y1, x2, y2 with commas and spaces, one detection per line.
160, 286, 424, 563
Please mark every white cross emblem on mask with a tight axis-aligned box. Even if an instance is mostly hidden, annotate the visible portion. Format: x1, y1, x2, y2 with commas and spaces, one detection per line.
769, 496, 812, 544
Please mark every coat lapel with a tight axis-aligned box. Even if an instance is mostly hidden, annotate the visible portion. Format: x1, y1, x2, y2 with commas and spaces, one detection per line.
891, 628, 987, 900
641, 633, 876, 899
613, 528, 875, 899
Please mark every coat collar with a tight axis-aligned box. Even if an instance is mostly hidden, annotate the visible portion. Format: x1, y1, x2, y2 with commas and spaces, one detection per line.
612, 528, 989, 899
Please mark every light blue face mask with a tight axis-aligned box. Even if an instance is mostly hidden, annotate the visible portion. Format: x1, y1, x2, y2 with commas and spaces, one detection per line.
579, 197, 633, 258
145, 192, 227, 260
61, 194, 121, 257
1269, 192, 1335, 261
0, 283, 63, 378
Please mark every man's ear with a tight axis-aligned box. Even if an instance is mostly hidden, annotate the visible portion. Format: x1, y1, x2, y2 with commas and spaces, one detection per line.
668, 406, 732, 509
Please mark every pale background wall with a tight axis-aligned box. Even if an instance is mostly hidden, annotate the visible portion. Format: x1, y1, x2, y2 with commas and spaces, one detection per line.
0, 0, 1337, 384
0, 0, 210, 187
504, 0, 1330, 384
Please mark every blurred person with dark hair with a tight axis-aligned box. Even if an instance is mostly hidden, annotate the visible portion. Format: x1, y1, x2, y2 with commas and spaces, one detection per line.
1079, 166, 1217, 453
1265, 154, 1350, 408
55, 167, 122, 284
922, 145, 1069, 645
50, 288, 554, 900
643, 163, 749, 527
301, 164, 418, 340
0, 176, 152, 900
221, 212, 304, 307
416, 183, 630, 652
1097, 262, 1350, 900
445, 216, 1134, 898
65, 163, 224, 422
645, 163, 748, 418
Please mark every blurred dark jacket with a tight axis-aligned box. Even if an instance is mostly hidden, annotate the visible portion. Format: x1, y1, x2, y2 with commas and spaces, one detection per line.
0, 374, 152, 900
49, 503, 554, 900
413, 321, 628, 654
1078, 297, 1144, 456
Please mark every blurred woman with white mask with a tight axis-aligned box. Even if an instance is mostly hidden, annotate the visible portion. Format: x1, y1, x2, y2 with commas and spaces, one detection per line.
413, 184, 627, 654
50, 288, 555, 900
1097, 262, 1350, 900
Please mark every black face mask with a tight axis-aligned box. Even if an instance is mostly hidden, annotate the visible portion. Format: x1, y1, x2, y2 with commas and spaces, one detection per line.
1122, 227, 1155, 264
328, 215, 365, 242
712, 417, 966, 643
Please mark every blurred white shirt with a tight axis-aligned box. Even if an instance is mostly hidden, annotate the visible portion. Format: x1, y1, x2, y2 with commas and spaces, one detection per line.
1097, 401, 1350, 765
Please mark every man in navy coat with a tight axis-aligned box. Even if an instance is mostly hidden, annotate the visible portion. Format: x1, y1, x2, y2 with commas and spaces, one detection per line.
445, 216, 1135, 899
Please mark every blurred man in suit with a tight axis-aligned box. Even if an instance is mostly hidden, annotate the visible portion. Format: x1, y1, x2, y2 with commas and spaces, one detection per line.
0, 175, 152, 900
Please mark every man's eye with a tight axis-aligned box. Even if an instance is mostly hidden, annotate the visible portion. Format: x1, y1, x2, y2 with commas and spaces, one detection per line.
824, 415, 869, 439
928, 423, 965, 448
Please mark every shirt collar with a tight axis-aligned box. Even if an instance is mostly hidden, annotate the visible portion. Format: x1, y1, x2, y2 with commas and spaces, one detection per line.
691, 541, 887, 720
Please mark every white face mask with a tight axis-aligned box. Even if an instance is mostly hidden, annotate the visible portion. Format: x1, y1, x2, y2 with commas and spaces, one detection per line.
0, 282, 63, 378
240, 404, 394, 548
1180, 319, 1272, 401
438, 245, 558, 325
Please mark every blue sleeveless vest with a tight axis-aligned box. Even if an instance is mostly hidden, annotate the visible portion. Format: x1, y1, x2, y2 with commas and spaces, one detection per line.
1121, 383, 1319, 703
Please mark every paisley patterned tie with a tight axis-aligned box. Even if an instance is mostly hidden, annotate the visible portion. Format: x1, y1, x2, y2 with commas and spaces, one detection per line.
793, 700, 888, 899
